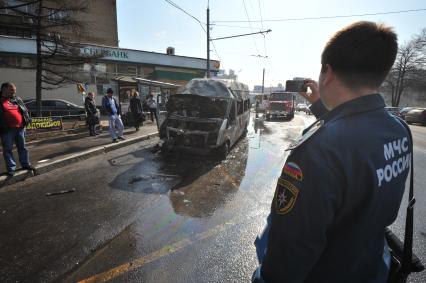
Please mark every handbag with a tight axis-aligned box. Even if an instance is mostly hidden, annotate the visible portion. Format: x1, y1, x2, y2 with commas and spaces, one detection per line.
386, 119, 424, 283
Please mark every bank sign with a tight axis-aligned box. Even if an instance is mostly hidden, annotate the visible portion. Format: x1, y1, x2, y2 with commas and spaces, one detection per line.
0, 36, 219, 70
81, 47, 129, 60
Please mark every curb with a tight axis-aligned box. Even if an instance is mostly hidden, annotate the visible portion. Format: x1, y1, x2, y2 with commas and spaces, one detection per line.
0, 132, 159, 188
24, 122, 157, 147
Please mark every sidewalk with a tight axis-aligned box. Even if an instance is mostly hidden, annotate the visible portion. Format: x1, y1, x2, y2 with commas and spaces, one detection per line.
0, 121, 159, 185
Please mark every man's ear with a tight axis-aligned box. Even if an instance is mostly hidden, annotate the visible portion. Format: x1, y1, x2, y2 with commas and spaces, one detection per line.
323, 64, 335, 86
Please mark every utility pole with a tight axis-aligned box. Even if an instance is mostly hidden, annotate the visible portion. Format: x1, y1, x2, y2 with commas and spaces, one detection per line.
35, 0, 43, 117
206, 3, 210, 78
262, 68, 265, 94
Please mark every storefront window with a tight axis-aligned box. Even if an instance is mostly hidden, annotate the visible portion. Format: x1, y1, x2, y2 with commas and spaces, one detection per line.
19, 56, 36, 68
106, 63, 117, 76
0, 56, 18, 67
116, 63, 137, 76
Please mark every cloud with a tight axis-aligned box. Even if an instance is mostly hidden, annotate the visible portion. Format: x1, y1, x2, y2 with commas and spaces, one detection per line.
155, 30, 167, 39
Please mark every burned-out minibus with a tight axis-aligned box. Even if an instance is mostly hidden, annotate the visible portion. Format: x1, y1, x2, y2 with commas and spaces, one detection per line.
157, 78, 250, 158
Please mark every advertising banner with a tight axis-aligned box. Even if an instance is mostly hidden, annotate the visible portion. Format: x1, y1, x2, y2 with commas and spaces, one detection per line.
26, 117, 63, 133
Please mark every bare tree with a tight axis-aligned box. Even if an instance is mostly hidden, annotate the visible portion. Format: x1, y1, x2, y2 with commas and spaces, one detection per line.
0, 0, 102, 116
385, 29, 426, 107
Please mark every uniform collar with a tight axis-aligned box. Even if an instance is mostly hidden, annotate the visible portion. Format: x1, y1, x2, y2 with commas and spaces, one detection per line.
322, 93, 385, 123
295, 94, 385, 150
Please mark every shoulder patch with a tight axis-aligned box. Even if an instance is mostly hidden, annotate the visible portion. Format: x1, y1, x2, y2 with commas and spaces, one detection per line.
282, 162, 303, 181
286, 119, 324, 151
275, 179, 299, 214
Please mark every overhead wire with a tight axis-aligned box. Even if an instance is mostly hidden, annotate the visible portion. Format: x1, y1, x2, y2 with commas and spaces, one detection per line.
242, 0, 260, 57
257, 0, 267, 59
210, 23, 263, 29
212, 8, 426, 23
163, 0, 205, 25
162, 0, 222, 65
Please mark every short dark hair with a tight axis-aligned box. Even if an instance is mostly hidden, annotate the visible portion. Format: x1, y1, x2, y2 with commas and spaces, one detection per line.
106, 88, 114, 94
321, 21, 398, 89
1, 82, 14, 91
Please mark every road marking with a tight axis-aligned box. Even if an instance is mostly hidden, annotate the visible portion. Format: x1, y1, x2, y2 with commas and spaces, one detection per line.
77, 221, 234, 283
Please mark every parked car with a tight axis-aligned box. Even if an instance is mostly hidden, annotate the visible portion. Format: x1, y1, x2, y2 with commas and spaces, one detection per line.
400, 107, 416, 119
24, 99, 86, 119
385, 107, 402, 118
296, 103, 312, 114
405, 108, 426, 126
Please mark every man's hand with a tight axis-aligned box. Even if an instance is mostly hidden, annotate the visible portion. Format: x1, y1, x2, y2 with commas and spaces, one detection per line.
299, 80, 320, 104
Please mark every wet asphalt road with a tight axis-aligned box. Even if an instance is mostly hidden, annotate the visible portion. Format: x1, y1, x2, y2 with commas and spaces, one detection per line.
0, 113, 425, 282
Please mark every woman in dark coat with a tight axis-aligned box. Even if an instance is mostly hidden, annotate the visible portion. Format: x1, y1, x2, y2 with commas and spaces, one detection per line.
85, 92, 99, 136
129, 91, 144, 131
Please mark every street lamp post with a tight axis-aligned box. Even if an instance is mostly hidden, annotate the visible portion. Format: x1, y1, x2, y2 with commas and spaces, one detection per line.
206, 5, 210, 78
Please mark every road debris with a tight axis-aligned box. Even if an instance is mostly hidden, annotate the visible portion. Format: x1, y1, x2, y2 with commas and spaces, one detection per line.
46, 188, 76, 196
128, 175, 149, 184
151, 144, 161, 153
151, 173, 180, 178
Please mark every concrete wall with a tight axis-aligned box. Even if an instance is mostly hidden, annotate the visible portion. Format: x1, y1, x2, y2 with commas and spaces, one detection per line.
73, 0, 119, 46
0, 68, 86, 106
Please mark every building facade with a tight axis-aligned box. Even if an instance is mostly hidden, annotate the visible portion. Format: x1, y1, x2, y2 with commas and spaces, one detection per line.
0, 0, 118, 46
0, 0, 220, 106
0, 36, 220, 105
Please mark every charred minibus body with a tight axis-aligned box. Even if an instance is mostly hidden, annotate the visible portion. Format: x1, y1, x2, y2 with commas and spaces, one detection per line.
157, 79, 250, 158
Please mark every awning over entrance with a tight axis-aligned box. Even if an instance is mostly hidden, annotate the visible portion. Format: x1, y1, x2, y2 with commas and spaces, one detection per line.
112, 76, 181, 88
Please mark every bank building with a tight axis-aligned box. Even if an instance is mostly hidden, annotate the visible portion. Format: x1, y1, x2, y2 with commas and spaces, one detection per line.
0, 0, 220, 110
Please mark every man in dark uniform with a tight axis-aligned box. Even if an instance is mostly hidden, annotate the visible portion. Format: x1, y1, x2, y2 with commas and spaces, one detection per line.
253, 21, 411, 283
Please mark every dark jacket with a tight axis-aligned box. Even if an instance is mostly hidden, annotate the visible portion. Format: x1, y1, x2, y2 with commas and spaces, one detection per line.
0, 96, 31, 133
129, 97, 143, 114
261, 94, 410, 283
84, 97, 97, 117
101, 95, 120, 116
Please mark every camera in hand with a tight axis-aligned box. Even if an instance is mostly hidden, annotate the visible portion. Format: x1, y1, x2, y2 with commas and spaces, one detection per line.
286, 80, 307, 93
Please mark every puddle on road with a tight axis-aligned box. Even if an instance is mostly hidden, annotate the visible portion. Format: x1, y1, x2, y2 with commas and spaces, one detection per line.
108, 114, 314, 219
168, 142, 248, 218
107, 141, 248, 218
68, 114, 316, 281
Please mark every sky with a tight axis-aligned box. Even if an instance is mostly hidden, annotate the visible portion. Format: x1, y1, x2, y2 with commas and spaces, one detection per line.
116, 0, 426, 90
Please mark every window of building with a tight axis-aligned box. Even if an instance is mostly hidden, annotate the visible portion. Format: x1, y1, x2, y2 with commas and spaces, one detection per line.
127, 66, 137, 76
1, 0, 36, 15
0, 56, 18, 67
47, 9, 71, 21
116, 63, 137, 76
18, 56, 36, 68
106, 63, 117, 76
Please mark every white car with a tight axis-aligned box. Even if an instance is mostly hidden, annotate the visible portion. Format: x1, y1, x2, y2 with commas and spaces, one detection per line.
297, 103, 311, 114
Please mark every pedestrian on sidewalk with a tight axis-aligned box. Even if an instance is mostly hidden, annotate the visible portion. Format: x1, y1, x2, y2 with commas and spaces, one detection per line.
85, 92, 99, 136
102, 88, 125, 143
147, 94, 157, 123
0, 82, 34, 176
129, 91, 144, 131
